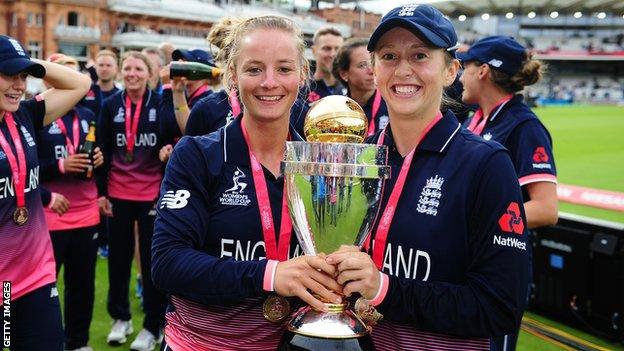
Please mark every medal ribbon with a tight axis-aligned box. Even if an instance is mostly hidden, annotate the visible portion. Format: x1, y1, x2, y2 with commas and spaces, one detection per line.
124, 93, 143, 157
467, 94, 513, 136
240, 121, 292, 261
367, 89, 382, 137
0, 113, 27, 209
371, 112, 443, 269
55, 111, 80, 155
229, 89, 241, 118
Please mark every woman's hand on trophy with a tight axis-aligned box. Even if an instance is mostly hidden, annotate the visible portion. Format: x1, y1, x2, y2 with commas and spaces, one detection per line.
326, 248, 380, 300
274, 255, 343, 312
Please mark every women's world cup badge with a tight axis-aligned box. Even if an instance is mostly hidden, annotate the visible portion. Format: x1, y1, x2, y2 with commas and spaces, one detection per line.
278, 95, 390, 351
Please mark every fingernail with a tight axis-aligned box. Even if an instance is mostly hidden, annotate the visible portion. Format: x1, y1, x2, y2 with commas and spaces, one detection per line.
326, 257, 333, 263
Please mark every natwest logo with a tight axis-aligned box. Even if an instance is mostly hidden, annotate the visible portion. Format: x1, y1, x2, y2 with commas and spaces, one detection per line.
498, 202, 524, 235
532, 146, 549, 163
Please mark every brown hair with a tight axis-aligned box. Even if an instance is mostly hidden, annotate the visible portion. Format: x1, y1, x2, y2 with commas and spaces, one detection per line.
120, 51, 152, 77
332, 38, 369, 88
312, 26, 343, 45
220, 16, 309, 94
489, 51, 545, 93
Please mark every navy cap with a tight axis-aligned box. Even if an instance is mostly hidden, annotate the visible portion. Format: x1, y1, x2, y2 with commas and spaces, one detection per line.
457, 36, 526, 76
172, 49, 215, 67
368, 4, 459, 56
0, 35, 45, 78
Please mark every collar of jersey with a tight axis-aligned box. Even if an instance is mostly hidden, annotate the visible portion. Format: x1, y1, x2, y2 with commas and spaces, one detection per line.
380, 110, 461, 153
223, 115, 304, 166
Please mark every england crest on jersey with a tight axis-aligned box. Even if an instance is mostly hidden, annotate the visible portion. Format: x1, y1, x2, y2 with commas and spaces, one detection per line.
148, 108, 157, 122
417, 175, 444, 216
219, 167, 251, 206
114, 107, 125, 123
48, 122, 62, 135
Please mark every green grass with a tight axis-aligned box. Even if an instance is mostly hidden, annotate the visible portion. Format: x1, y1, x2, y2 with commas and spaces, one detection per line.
534, 105, 624, 223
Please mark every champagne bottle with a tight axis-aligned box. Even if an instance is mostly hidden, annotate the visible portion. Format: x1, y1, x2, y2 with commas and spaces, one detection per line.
170, 61, 221, 80
76, 121, 96, 180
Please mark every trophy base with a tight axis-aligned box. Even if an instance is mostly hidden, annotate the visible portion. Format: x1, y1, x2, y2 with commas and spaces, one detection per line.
278, 330, 375, 351
277, 304, 375, 351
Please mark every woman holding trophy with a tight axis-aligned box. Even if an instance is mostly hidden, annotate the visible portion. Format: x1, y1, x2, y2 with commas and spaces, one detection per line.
327, 5, 530, 351
152, 16, 341, 350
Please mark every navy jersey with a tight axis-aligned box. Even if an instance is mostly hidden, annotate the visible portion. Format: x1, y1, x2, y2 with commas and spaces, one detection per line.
36, 106, 99, 231
78, 83, 102, 118
304, 79, 346, 106
366, 111, 529, 350
101, 86, 120, 100
462, 94, 557, 200
0, 97, 56, 300
184, 90, 233, 137
153, 117, 303, 349
358, 90, 389, 136
99, 89, 164, 201
159, 85, 212, 144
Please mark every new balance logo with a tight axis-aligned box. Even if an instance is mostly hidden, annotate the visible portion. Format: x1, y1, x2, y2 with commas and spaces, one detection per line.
160, 190, 191, 209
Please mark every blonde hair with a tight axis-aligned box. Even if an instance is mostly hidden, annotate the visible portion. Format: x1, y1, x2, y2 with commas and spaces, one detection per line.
220, 16, 309, 94
120, 51, 152, 77
96, 49, 118, 63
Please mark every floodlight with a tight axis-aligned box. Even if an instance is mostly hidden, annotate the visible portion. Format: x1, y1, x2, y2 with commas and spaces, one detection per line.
597, 12, 606, 19
550, 11, 559, 18
528, 11, 536, 18
574, 12, 582, 18
481, 13, 490, 20
506, 12, 514, 19
458, 15, 467, 21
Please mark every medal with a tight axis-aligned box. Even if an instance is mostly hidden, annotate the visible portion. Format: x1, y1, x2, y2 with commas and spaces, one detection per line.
1, 113, 29, 226
13, 207, 29, 226
124, 93, 142, 164
263, 295, 291, 323
354, 297, 383, 326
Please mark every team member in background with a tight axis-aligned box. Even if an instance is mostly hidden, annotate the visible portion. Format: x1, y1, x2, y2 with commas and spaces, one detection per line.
459, 35, 558, 351
326, 5, 530, 350
158, 48, 217, 163
152, 16, 342, 350
96, 49, 121, 99
305, 26, 346, 105
183, 16, 244, 137
36, 53, 105, 351
0, 34, 91, 351
332, 38, 389, 136
142, 48, 165, 94
99, 51, 167, 350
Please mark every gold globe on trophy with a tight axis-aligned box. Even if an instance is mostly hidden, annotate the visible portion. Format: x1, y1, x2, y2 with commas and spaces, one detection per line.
279, 95, 389, 351
304, 95, 369, 143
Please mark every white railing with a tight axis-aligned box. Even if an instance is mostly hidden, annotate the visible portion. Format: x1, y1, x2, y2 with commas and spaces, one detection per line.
54, 25, 101, 41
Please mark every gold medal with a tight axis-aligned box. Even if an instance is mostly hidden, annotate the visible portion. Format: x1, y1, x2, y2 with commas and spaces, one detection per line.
13, 207, 29, 226
125, 151, 134, 163
263, 295, 291, 323
354, 297, 383, 326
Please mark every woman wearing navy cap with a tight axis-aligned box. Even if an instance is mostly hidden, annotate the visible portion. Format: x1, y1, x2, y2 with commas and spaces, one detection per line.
459, 35, 558, 351
327, 5, 530, 350
0, 35, 91, 350
332, 38, 389, 137
152, 16, 341, 350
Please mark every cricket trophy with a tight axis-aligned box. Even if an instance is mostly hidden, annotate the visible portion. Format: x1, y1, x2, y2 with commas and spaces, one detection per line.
278, 95, 390, 351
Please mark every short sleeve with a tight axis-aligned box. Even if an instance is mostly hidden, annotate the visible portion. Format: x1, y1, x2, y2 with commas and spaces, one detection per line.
506, 119, 557, 186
